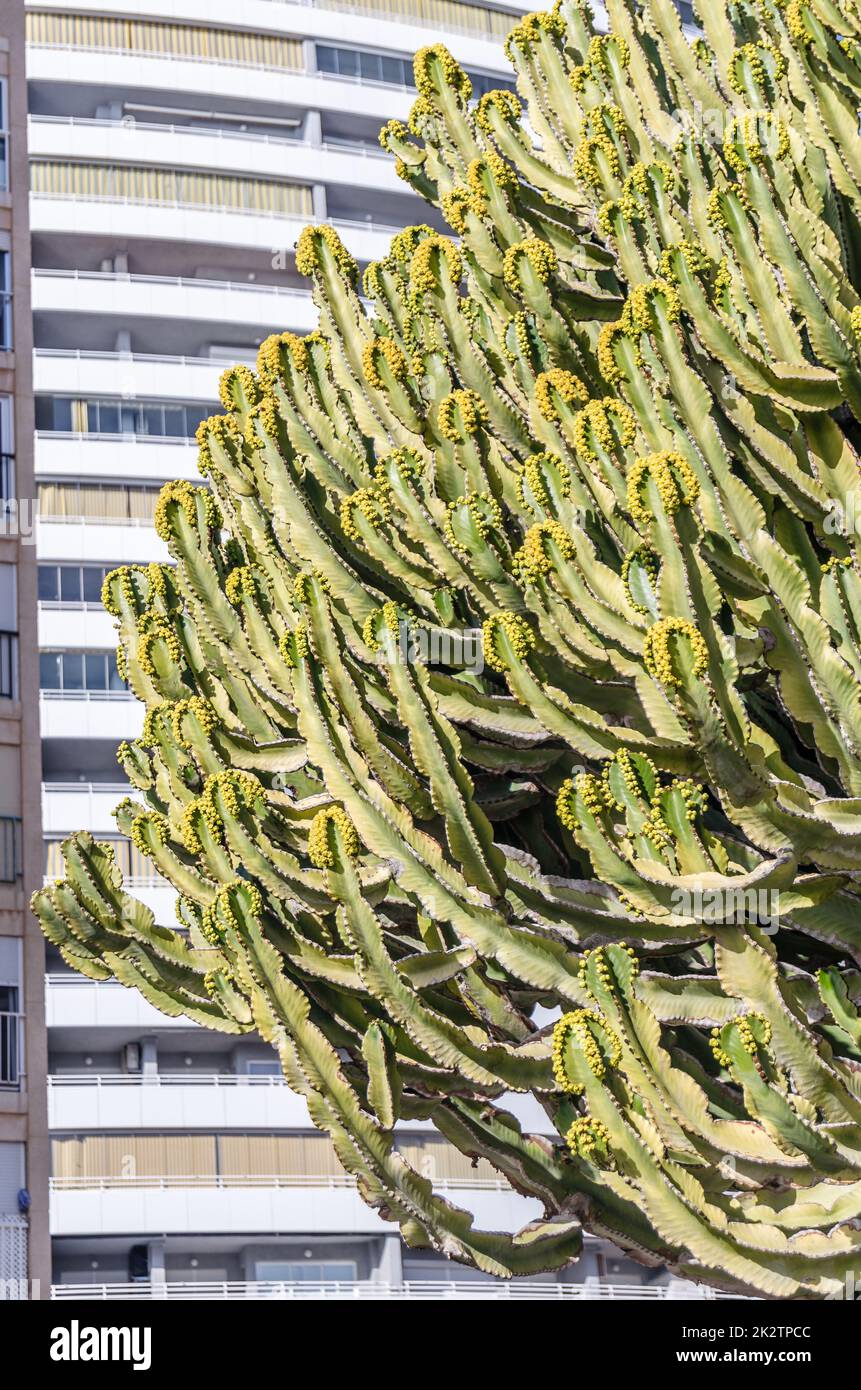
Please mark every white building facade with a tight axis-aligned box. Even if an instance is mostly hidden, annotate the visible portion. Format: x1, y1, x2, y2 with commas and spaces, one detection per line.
27, 0, 693, 1299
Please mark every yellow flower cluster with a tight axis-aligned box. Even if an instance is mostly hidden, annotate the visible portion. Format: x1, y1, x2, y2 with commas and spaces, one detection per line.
534, 368, 588, 422
517, 451, 570, 513
413, 44, 471, 102
785, 0, 812, 45
572, 397, 636, 459
573, 134, 621, 189
659, 239, 711, 282
437, 389, 489, 442
505, 7, 565, 60
596, 322, 640, 385
256, 331, 310, 387
710, 1012, 772, 1069
601, 748, 658, 813
361, 336, 409, 391
375, 448, 424, 486
643, 617, 709, 688
295, 224, 358, 285
723, 114, 789, 174
578, 943, 638, 996
551, 1007, 618, 1095
154, 480, 222, 543
100, 564, 146, 617
440, 188, 473, 234
851, 305, 861, 345
129, 811, 169, 856
378, 118, 410, 154
137, 620, 182, 677
475, 88, 522, 135
727, 41, 786, 97
626, 451, 700, 525
566, 1114, 613, 1162
195, 414, 243, 478
340, 485, 390, 542
307, 805, 360, 869
623, 278, 682, 335
587, 33, 629, 75
225, 566, 261, 607
172, 695, 218, 748
444, 491, 503, 551
502, 237, 558, 294
140, 701, 168, 747
482, 611, 536, 673
278, 626, 309, 669
409, 234, 464, 295
513, 520, 574, 581
621, 544, 660, 614
217, 364, 259, 413
362, 600, 402, 653
821, 554, 853, 575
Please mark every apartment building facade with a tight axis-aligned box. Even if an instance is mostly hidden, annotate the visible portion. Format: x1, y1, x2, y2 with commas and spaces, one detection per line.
26, 0, 693, 1299
0, 0, 49, 1301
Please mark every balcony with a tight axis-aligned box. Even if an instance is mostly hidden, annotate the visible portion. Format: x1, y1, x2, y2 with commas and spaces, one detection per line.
29, 118, 403, 196
30, 192, 400, 264
50, 1278, 724, 1301
40, 693, 142, 742
35, 431, 200, 484
38, 604, 117, 650
34, 350, 225, 407
47, 1073, 314, 1131
42, 782, 137, 835
36, 516, 165, 566
32, 269, 319, 335
49, 1173, 540, 1237
46, 975, 196, 1032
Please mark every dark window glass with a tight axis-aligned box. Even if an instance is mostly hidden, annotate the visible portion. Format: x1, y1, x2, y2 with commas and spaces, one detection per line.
39, 652, 61, 690
38, 566, 58, 602
85, 652, 107, 690
82, 567, 104, 604
34, 398, 54, 430
163, 406, 186, 437
119, 403, 140, 434
59, 567, 82, 603
316, 45, 338, 73
107, 650, 124, 691
336, 48, 359, 77
358, 51, 382, 81
98, 401, 120, 433
185, 404, 209, 434
61, 652, 83, 690
51, 398, 73, 432
380, 55, 406, 86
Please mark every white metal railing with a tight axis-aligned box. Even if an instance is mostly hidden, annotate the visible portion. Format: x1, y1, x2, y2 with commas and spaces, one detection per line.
28, 114, 390, 159
29, 191, 402, 235
50, 1173, 512, 1192
43, 781, 131, 794
40, 689, 134, 702
36, 429, 194, 446
50, 1278, 729, 1302
48, 1072, 286, 1087
32, 268, 312, 300
46, 973, 125, 987
34, 347, 249, 369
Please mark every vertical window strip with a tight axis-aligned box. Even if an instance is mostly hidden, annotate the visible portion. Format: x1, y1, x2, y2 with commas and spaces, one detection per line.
26, 12, 303, 70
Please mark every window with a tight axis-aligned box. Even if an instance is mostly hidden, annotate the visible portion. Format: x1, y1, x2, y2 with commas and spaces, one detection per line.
316, 43, 515, 97
0, 80, 7, 195
254, 1261, 356, 1283
0, 396, 14, 503
0, 251, 11, 351
38, 564, 113, 605
0, 983, 20, 1088
0, 563, 17, 699
39, 650, 124, 693
37, 481, 163, 523
30, 161, 313, 218
0, 819, 21, 885
36, 396, 215, 439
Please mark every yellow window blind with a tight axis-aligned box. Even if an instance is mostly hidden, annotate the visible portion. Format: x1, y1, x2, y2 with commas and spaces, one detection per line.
30, 160, 313, 217
26, 12, 303, 70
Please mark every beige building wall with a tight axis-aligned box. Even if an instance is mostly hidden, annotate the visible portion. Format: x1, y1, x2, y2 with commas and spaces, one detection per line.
0, 0, 50, 1296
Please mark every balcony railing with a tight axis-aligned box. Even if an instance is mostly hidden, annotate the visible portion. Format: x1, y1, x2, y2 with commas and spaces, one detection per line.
50, 1278, 731, 1302
29, 115, 390, 159
0, 816, 22, 882
30, 190, 403, 235
40, 689, 134, 702
50, 1172, 512, 1192
49, 1072, 286, 1088
0, 1011, 21, 1088
32, 268, 313, 300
